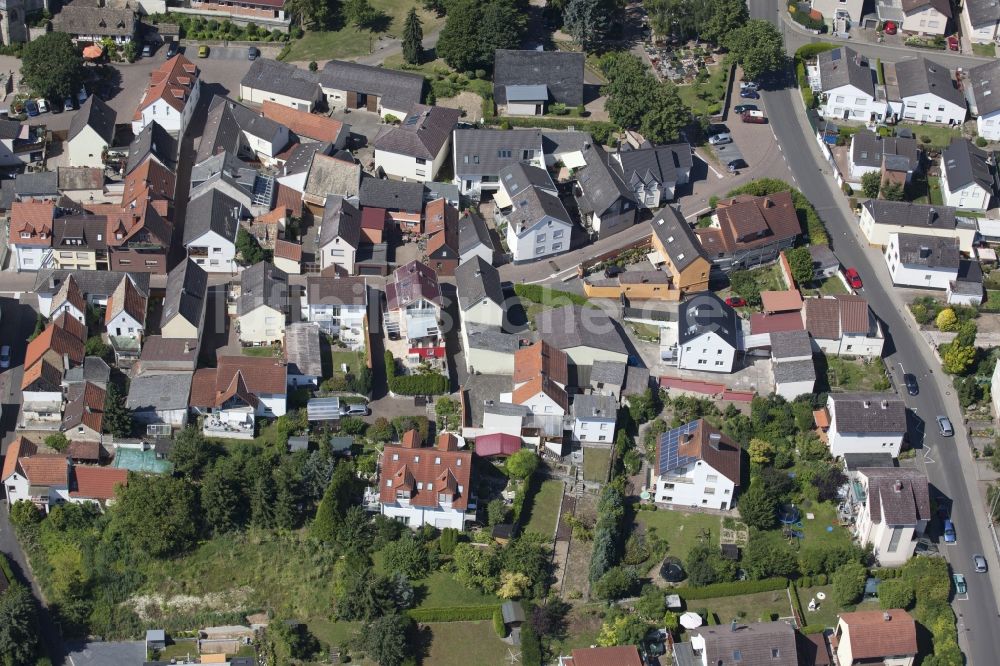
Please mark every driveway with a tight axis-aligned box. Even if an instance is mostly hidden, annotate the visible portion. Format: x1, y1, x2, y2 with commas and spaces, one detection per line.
65, 641, 144, 666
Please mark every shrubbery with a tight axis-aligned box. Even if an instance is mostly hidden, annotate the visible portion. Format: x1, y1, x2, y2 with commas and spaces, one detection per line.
384, 351, 449, 395
589, 481, 628, 583
406, 605, 498, 622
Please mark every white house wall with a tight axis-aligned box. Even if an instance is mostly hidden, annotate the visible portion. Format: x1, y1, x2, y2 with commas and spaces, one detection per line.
186, 229, 237, 273
900, 92, 966, 126
68, 126, 108, 168
240, 85, 316, 112
381, 502, 466, 530
653, 459, 736, 510
677, 331, 736, 373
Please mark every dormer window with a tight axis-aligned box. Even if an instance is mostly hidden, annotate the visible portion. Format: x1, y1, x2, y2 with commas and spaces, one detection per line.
435, 456, 441, 464
414, 455, 420, 462
396, 490, 410, 500
438, 492, 452, 503
427, 483, 433, 490
20, 232, 30, 239
386, 479, 393, 487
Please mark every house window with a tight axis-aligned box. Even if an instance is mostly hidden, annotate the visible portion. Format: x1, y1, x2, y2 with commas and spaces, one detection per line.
707, 474, 718, 483
552, 242, 562, 251
535, 246, 545, 255
835, 96, 845, 103
416, 157, 427, 165
553, 229, 563, 239
705, 487, 715, 495
415, 170, 426, 178
522, 149, 535, 160
887, 526, 903, 552
537, 233, 546, 243
498, 149, 511, 158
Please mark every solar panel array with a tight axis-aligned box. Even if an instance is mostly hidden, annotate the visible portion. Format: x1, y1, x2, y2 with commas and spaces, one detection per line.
657, 419, 699, 476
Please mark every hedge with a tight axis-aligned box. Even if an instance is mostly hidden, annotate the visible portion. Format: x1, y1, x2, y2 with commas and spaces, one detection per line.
407, 605, 499, 622
793, 43, 836, 110
0, 553, 13, 585
674, 577, 788, 600
496, 116, 618, 146
384, 351, 449, 396
799, 623, 828, 635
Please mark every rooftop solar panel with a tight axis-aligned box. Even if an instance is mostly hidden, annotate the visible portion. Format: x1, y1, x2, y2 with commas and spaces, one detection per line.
657, 419, 699, 476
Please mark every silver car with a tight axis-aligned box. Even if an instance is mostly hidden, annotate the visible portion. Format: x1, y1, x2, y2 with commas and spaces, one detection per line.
937, 416, 954, 437
974, 554, 988, 573
709, 132, 732, 146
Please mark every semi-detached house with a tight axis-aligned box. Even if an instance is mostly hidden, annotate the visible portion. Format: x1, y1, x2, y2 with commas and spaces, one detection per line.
649, 206, 711, 293
301, 275, 368, 348
850, 467, 930, 567
132, 55, 200, 137
884, 233, 960, 290
317, 194, 361, 275
810, 47, 890, 122
940, 138, 996, 211
183, 189, 244, 274
964, 59, 1000, 141
236, 262, 289, 346
496, 162, 573, 263
859, 199, 977, 253
803, 294, 885, 358
961, 0, 1000, 44
825, 392, 907, 458
893, 57, 966, 126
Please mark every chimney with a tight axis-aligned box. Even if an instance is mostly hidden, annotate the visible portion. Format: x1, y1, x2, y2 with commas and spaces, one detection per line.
881, 400, 888, 409
883, 611, 892, 622
63, 352, 70, 371
184, 340, 191, 354
928, 208, 937, 224
730, 619, 738, 632
894, 480, 903, 492
864, 400, 871, 409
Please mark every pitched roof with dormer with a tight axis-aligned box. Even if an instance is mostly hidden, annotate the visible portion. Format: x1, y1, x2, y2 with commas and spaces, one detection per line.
9, 201, 54, 246
378, 439, 473, 510
134, 55, 199, 121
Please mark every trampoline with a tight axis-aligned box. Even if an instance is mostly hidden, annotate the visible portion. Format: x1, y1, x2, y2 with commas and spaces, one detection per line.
778, 504, 801, 526
660, 557, 686, 583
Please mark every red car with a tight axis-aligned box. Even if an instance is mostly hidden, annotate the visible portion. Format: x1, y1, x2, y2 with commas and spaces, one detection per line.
883, 21, 897, 35
844, 267, 863, 289
947, 35, 959, 51
725, 297, 747, 307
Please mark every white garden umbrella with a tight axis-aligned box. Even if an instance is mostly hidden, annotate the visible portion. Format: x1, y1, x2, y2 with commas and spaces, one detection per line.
680, 612, 703, 629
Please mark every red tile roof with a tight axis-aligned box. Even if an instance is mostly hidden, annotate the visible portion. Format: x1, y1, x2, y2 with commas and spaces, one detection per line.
262, 100, 345, 143
513, 341, 568, 387
512, 375, 569, 411
25, 322, 85, 370
563, 646, 643, 666
400, 429, 423, 448
53, 275, 87, 316
275, 238, 302, 261
839, 609, 917, 660
749, 311, 805, 335
70, 466, 128, 501
20, 357, 62, 392
53, 312, 88, 342
124, 157, 176, 203
1, 437, 36, 481
67, 440, 102, 462
19, 454, 69, 487
379, 442, 473, 510
274, 184, 303, 217
474, 433, 522, 457
188, 356, 287, 408
710, 191, 801, 254
361, 206, 387, 230
105, 275, 147, 326
760, 289, 803, 313
134, 55, 199, 120
9, 201, 54, 246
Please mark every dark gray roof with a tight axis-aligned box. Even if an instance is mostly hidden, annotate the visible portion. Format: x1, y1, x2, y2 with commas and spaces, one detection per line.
500, 161, 557, 197
536, 305, 630, 357
241, 58, 322, 103
773, 358, 816, 384
238, 262, 289, 315
831, 392, 907, 433
183, 188, 243, 245
844, 452, 896, 471
68, 95, 115, 143
850, 130, 920, 170
590, 360, 627, 387
818, 47, 875, 96
126, 122, 177, 174
0, 119, 20, 141
53, 3, 136, 37
965, 0, 1000, 29
198, 96, 285, 163
957, 258, 983, 284
572, 393, 617, 419
455, 256, 504, 312
623, 365, 650, 396
613, 143, 693, 187
285, 322, 322, 378
809, 244, 839, 271
305, 275, 368, 306
15, 172, 58, 198
373, 104, 460, 160
860, 467, 931, 526
541, 129, 592, 155
424, 181, 460, 207
968, 59, 1000, 117
464, 323, 519, 352
453, 129, 543, 177
359, 177, 424, 213
458, 210, 494, 256
770, 329, 812, 359
942, 138, 996, 193
862, 199, 962, 229
504, 183, 572, 235
320, 60, 424, 112
895, 58, 965, 108
161, 259, 208, 331
679, 292, 740, 349
575, 143, 635, 216
650, 205, 707, 271
319, 194, 361, 249
282, 141, 332, 177
63, 356, 110, 386
501, 601, 525, 625
696, 621, 799, 666
493, 49, 585, 106
126, 373, 191, 412
52, 215, 108, 251
893, 233, 960, 270
34, 269, 150, 299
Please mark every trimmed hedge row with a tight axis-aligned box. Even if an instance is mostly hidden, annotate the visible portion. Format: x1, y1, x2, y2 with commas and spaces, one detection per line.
407, 605, 500, 622
675, 577, 788, 600
0, 552, 13, 585
384, 351, 449, 396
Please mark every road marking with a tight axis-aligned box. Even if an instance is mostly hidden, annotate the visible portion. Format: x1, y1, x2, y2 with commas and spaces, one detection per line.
525, 265, 578, 285
924, 446, 936, 464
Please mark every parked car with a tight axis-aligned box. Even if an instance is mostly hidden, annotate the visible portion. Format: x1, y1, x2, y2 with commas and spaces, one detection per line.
0, 345, 10, 369
943, 519, 956, 543
740, 81, 759, 91
35, 98, 48, 114
974, 554, 988, 573
708, 132, 732, 145
843, 267, 863, 289
142, 43, 153, 58
727, 158, 747, 172
741, 110, 767, 124
341, 402, 370, 416
953, 573, 967, 595
63, 97, 75, 112
937, 415, 954, 437
725, 297, 746, 307
904, 373, 919, 396
604, 264, 624, 278
883, 21, 897, 34
739, 89, 759, 99
947, 35, 959, 51
733, 104, 758, 114
24, 100, 39, 117
248, 46, 260, 60
166, 41, 179, 58
198, 45, 209, 58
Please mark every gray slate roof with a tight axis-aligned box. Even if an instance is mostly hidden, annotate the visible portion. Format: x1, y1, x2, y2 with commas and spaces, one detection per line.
965, 0, 1000, 29
613, 143, 693, 187
860, 467, 931, 526
458, 210, 494, 256
68, 95, 115, 144
576, 143, 635, 216
536, 305, 630, 357
126, 122, 177, 174
319, 194, 361, 249
0, 119, 21, 141
493, 49, 585, 106
282, 141, 332, 177
967, 59, 1000, 116
183, 188, 243, 245
464, 323, 519, 352
862, 199, 965, 230
893, 233, 960, 270
126, 373, 192, 412
198, 96, 285, 163
15, 172, 58, 198
831, 392, 907, 433
851, 130, 920, 170
285, 322, 322, 378
238, 262, 289, 315
453, 129, 543, 177
942, 138, 996, 193
650, 205, 708, 271
63, 356, 110, 386
809, 244, 840, 272
359, 176, 424, 213
320, 60, 424, 112
34, 269, 150, 299
241, 58, 322, 103
500, 161, 557, 197
305, 275, 368, 306
590, 360, 627, 388
694, 621, 799, 666
773, 358, 817, 384
373, 104, 461, 160
818, 47, 875, 96
161, 259, 208, 331
53, 3, 136, 37
679, 292, 740, 349
770, 329, 813, 359
895, 58, 965, 108
572, 393, 617, 419
455, 256, 504, 312
504, 183, 572, 235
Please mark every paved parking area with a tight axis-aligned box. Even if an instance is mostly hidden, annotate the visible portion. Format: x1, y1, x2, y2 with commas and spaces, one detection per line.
67, 641, 144, 666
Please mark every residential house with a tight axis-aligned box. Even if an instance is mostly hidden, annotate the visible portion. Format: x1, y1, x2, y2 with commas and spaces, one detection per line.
3, 446, 65, 512
558, 646, 643, 666
14, 171, 59, 201
858, 199, 976, 253
810, 47, 889, 122
240, 58, 323, 111
574, 142, 638, 239
895, 58, 965, 125
384, 260, 442, 344
771, 329, 816, 400
697, 191, 801, 272
61, 381, 106, 441
125, 121, 177, 176
261, 101, 349, 147
898, 0, 951, 35
189, 356, 289, 438
285, 322, 323, 387
52, 1, 137, 44
361, 207, 386, 244
374, 104, 461, 182
122, 157, 175, 207
236, 262, 289, 346
183, 189, 244, 273
961, 0, 1000, 44
458, 210, 495, 265
513, 340, 568, 391
359, 177, 424, 232
649, 206, 711, 293
848, 130, 921, 185
301, 275, 368, 347
810, 244, 841, 279
803, 295, 886, 358
940, 138, 996, 211
536, 305, 630, 366
105, 273, 147, 365
948, 259, 985, 306
455, 256, 505, 327
674, 292, 741, 373
273, 239, 302, 276
319, 59, 425, 120
850, 467, 930, 566
572, 394, 617, 445
653, 419, 741, 510
493, 49, 585, 116
884, 233, 960, 290
189, 149, 276, 218
94, 194, 173, 274
496, 162, 573, 262
505, 365, 569, 417
425, 198, 460, 275
0, 120, 45, 167
126, 373, 192, 430
49, 275, 87, 326
201, 96, 290, 163
317, 195, 361, 275
452, 128, 544, 199
672, 620, 799, 666
588, 361, 652, 404
462, 324, 519, 375
826, 392, 907, 458
8, 201, 54, 271
378, 431, 475, 529
834, 610, 917, 666
160, 259, 209, 342
67, 96, 116, 168
34, 269, 150, 316
303, 152, 361, 207
58, 167, 108, 205
132, 55, 201, 136
965, 59, 1000, 140
611, 143, 693, 207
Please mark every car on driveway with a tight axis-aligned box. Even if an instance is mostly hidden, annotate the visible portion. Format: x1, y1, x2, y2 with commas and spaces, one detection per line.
904, 373, 919, 396
166, 41, 179, 58
0, 345, 10, 369
740, 81, 759, 91
741, 110, 767, 124
953, 573, 967, 595
844, 267, 863, 289
937, 416, 954, 437
725, 297, 746, 307
35, 98, 48, 114
198, 45, 209, 58
142, 43, 153, 57
733, 104, 758, 115
974, 554, 988, 572
248, 46, 260, 60
727, 158, 747, 172
709, 132, 732, 145
943, 519, 956, 544
739, 89, 759, 99
24, 100, 39, 117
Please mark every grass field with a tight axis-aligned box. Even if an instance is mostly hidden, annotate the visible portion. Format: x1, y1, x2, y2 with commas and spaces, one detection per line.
981, 290, 1000, 312
284, 0, 445, 62
416, 570, 499, 609
634, 509, 721, 563
583, 447, 612, 483
801, 276, 848, 298
330, 349, 366, 376
422, 621, 511, 665
522, 480, 564, 538
897, 123, 961, 151
973, 42, 997, 57
796, 584, 880, 629
242, 344, 280, 357
676, 63, 729, 117
689, 589, 796, 627
818, 356, 889, 393
796, 502, 853, 549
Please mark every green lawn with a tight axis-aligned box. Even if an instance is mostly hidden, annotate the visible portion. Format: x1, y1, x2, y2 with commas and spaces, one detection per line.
153, 640, 199, 661
973, 42, 996, 57
981, 289, 1000, 312
242, 344, 280, 357
818, 356, 889, 393
309, 619, 362, 652
927, 176, 944, 206
797, 502, 853, 549
676, 63, 729, 117
898, 123, 961, 151
284, 0, 445, 62
629, 322, 663, 342
522, 480, 564, 538
330, 349, 366, 376
744, 264, 787, 293
416, 570, 499, 609
796, 584, 880, 630
422, 621, 512, 666
689, 589, 795, 627
583, 447, 613, 483
634, 509, 721, 563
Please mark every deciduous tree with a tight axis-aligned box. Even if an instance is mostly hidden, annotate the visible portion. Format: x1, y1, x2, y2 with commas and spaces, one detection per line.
942, 343, 976, 375
506, 448, 539, 481
725, 20, 785, 82
110, 475, 200, 558
21, 32, 83, 102
936, 307, 958, 332
0, 583, 39, 666
362, 613, 410, 666
786, 246, 814, 286
861, 171, 882, 198
832, 561, 868, 606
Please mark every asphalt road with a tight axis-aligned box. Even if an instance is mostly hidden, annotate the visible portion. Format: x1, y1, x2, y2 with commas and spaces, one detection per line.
751, 0, 1000, 661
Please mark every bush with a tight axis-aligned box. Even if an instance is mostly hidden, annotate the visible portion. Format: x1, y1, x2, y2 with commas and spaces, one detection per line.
493, 607, 507, 637
674, 577, 788, 600
407, 605, 498, 622
832, 562, 868, 606
384, 351, 449, 395
878, 579, 915, 610
513, 283, 588, 306
593, 566, 641, 600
